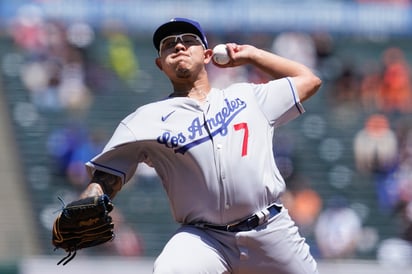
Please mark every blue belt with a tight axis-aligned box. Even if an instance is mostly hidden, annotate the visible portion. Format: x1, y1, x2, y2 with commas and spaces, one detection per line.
196, 204, 282, 232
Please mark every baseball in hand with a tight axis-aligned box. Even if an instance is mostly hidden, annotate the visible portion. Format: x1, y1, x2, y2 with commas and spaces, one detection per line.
212, 44, 230, 65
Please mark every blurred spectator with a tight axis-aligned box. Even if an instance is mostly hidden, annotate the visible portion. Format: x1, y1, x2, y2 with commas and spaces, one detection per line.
46, 125, 107, 190
353, 114, 398, 174
314, 198, 362, 259
312, 32, 338, 81
104, 21, 140, 87
57, 55, 93, 113
282, 186, 322, 235
14, 19, 94, 113
8, 4, 47, 54
359, 60, 383, 113
354, 114, 403, 216
312, 32, 334, 62
271, 32, 317, 70
20, 58, 62, 111
329, 62, 361, 107
378, 47, 412, 114
65, 128, 108, 189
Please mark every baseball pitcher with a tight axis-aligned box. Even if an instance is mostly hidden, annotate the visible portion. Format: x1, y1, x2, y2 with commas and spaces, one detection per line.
52, 17, 321, 274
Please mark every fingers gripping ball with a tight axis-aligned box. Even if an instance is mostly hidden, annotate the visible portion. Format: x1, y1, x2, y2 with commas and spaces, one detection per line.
52, 195, 115, 265
212, 44, 230, 65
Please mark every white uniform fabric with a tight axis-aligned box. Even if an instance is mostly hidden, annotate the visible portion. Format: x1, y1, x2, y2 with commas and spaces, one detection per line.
86, 77, 319, 273
153, 209, 318, 274
86, 77, 303, 226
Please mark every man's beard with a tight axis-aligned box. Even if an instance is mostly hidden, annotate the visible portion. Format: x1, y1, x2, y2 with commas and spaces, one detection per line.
176, 67, 191, 79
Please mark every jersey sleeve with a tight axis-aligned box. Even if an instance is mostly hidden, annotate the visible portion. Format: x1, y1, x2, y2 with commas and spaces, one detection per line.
85, 122, 140, 184
253, 77, 305, 128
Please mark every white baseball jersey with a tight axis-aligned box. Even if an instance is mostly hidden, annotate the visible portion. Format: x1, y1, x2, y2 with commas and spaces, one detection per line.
86, 77, 304, 225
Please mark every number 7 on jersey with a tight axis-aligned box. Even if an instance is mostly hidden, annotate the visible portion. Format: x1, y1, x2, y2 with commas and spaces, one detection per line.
234, 122, 249, 157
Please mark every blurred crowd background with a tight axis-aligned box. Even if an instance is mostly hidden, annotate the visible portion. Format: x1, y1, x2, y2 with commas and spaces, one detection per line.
1, 0, 412, 272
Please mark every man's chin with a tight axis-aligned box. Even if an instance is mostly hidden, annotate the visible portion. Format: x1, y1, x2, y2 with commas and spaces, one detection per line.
176, 68, 191, 79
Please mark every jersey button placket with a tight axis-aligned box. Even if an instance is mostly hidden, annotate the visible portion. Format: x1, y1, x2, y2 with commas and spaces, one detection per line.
216, 143, 229, 209
216, 144, 225, 181
216, 143, 230, 209
216, 144, 224, 181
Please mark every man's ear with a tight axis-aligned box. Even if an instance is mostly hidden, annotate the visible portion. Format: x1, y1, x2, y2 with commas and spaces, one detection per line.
155, 57, 163, 70
203, 49, 214, 64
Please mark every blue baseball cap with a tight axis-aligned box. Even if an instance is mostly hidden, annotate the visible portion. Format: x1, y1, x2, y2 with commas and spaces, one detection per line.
153, 17, 208, 51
